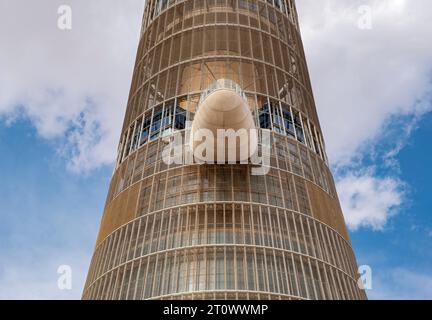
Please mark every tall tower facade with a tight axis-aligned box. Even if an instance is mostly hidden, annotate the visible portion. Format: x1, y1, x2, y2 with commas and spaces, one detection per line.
83, 0, 366, 300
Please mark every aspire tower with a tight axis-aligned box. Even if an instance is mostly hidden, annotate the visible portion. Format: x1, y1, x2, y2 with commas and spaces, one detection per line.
83, 0, 367, 300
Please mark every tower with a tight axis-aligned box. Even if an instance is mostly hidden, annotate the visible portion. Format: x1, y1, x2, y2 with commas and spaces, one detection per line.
83, 0, 367, 300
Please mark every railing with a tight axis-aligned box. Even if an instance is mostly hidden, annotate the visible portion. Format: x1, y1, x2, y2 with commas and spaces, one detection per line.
146, 0, 296, 26
198, 79, 248, 108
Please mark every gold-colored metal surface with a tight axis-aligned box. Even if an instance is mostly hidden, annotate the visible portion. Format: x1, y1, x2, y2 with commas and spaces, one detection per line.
83, 0, 366, 300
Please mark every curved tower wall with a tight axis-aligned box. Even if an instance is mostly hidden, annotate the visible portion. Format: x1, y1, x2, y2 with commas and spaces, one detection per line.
83, 0, 367, 300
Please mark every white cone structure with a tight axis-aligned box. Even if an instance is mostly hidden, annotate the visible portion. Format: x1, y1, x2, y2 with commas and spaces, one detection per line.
190, 84, 258, 164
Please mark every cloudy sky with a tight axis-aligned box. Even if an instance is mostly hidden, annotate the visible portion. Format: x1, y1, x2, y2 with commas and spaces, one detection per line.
0, 0, 431, 299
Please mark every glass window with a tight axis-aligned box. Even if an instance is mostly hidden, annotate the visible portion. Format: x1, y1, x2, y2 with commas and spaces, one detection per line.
282, 104, 295, 138
294, 111, 305, 144
161, 102, 175, 137
131, 117, 143, 152
150, 106, 163, 141
259, 100, 271, 129
311, 125, 322, 156
270, 101, 283, 134
118, 132, 127, 164
123, 126, 133, 159
140, 112, 152, 146
174, 97, 187, 131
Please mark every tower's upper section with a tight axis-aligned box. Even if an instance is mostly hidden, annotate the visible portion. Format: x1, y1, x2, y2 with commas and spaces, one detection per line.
119, 0, 328, 170
141, 0, 299, 35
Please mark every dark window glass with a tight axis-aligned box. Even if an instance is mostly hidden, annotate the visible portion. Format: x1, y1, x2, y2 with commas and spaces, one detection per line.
259, 102, 271, 129
174, 105, 186, 130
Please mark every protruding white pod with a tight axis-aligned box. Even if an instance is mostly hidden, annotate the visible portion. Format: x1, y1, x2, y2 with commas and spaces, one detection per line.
190, 81, 258, 164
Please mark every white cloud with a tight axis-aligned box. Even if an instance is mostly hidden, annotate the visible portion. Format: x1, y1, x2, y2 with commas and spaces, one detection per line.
298, 0, 432, 164
297, 0, 432, 229
370, 268, 432, 300
0, 252, 88, 300
0, 0, 145, 171
337, 171, 404, 230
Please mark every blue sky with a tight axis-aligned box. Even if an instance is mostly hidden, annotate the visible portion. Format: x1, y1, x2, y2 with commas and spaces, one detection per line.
0, 0, 431, 299
351, 112, 432, 299
0, 119, 106, 299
